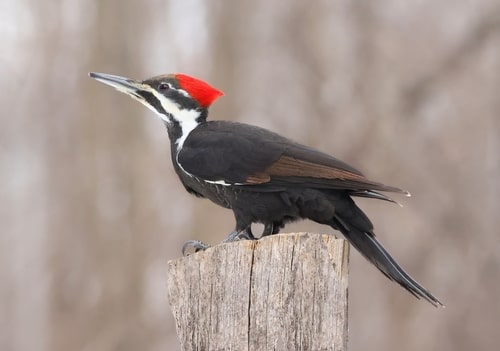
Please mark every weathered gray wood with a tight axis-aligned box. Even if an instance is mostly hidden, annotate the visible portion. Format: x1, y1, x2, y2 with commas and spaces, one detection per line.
166, 232, 349, 351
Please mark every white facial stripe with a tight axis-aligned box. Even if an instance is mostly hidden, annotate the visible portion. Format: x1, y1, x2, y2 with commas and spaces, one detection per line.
96, 78, 164, 118
115, 84, 172, 123
149, 89, 200, 150
108, 83, 200, 149
177, 88, 190, 98
130, 95, 162, 115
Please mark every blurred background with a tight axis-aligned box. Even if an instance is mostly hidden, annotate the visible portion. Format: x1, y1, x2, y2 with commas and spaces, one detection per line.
1, 0, 499, 350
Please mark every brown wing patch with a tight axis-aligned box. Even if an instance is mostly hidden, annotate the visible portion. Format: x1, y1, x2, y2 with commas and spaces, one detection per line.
245, 173, 270, 184
266, 155, 366, 181
244, 155, 408, 194
243, 155, 364, 184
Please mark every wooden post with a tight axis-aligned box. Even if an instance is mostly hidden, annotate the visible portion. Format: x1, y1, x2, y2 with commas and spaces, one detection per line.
166, 232, 349, 351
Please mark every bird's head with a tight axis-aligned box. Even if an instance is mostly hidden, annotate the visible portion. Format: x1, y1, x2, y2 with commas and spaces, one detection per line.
89, 71, 223, 129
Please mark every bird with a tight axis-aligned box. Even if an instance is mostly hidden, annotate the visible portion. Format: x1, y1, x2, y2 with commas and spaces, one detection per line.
89, 71, 443, 307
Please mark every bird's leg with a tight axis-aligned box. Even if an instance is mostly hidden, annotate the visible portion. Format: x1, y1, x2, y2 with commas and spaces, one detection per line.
182, 226, 255, 256
261, 221, 283, 237
222, 226, 255, 242
239, 226, 256, 240
262, 223, 275, 237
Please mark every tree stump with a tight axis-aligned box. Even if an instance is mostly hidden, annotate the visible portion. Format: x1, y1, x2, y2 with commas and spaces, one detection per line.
166, 232, 349, 351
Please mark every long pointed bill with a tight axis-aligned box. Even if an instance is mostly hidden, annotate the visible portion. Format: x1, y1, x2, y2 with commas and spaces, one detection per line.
89, 72, 145, 96
89, 72, 164, 115
89, 72, 166, 116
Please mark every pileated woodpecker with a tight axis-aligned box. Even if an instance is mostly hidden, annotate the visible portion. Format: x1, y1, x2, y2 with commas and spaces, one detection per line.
89, 71, 443, 307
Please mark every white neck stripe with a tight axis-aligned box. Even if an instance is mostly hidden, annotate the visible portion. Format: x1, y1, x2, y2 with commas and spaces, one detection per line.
132, 88, 200, 152
150, 90, 200, 151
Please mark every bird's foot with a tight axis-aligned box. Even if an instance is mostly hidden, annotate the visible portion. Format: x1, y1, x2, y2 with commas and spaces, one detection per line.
222, 227, 255, 243
182, 240, 211, 256
182, 228, 254, 256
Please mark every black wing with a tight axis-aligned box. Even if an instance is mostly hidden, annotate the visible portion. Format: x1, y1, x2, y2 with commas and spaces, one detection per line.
178, 121, 408, 195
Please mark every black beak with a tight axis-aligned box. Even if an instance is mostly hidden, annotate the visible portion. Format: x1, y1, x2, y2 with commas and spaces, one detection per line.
89, 72, 169, 118
88, 72, 146, 96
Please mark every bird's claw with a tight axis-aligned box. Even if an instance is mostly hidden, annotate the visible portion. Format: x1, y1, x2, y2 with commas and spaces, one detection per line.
236, 231, 253, 240
182, 240, 211, 256
182, 228, 255, 256
222, 229, 254, 243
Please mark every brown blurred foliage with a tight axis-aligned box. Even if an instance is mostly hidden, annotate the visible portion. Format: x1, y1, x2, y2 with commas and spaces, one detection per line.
1, 1, 500, 350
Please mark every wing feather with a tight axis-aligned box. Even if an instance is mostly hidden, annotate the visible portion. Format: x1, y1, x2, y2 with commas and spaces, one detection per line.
179, 121, 408, 195
248, 155, 409, 194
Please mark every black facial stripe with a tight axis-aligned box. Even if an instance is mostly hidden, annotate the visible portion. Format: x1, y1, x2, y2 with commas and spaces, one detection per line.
168, 90, 199, 110
136, 90, 167, 115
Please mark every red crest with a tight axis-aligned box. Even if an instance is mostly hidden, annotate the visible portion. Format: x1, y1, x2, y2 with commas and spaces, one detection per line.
175, 74, 224, 108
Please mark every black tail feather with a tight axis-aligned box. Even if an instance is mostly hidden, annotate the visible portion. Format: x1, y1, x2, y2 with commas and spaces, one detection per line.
350, 190, 402, 206
340, 226, 444, 307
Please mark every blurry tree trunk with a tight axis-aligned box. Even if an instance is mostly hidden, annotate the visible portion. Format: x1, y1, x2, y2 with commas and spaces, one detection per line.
166, 233, 349, 351
48, 1, 156, 350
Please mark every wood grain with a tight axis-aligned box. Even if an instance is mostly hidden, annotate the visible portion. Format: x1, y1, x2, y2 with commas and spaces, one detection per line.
166, 233, 349, 351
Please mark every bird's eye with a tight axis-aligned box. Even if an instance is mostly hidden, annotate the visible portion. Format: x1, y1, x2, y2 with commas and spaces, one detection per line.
159, 82, 170, 91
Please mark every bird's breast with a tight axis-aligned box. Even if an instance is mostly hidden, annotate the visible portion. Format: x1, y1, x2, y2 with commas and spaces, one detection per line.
178, 171, 235, 209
